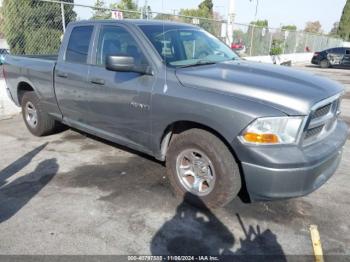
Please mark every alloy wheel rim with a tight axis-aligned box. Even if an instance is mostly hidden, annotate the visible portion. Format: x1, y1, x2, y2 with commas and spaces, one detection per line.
176, 149, 216, 196
25, 101, 38, 128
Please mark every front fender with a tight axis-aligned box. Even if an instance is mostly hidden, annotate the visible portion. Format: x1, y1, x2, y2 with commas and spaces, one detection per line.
151, 82, 286, 158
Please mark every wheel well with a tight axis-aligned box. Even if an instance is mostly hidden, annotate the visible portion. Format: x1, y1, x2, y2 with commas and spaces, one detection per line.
160, 121, 236, 161
160, 120, 250, 202
17, 82, 34, 105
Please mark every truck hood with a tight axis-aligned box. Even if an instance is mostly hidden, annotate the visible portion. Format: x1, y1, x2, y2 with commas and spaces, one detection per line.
175, 60, 344, 115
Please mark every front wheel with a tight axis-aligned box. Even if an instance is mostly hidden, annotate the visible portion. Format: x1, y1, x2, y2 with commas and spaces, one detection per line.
166, 129, 241, 208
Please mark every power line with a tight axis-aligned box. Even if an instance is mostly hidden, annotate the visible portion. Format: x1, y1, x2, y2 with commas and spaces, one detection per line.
249, 0, 259, 19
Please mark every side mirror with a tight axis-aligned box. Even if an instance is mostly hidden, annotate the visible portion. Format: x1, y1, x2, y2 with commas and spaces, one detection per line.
106, 56, 152, 75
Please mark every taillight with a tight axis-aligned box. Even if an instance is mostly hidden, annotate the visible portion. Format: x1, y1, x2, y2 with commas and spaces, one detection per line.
314, 52, 320, 57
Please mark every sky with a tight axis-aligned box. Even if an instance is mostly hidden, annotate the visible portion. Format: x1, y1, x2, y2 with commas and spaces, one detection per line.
74, 0, 346, 32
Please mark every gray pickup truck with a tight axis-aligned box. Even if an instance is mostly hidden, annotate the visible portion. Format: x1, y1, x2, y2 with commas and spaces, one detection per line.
2, 20, 348, 208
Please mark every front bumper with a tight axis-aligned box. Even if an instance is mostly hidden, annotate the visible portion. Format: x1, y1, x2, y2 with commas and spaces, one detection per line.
234, 120, 348, 201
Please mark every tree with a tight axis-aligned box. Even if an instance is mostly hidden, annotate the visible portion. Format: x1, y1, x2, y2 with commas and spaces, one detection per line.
304, 21, 322, 34
281, 25, 297, 31
110, 0, 139, 19
2, 0, 76, 55
92, 0, 111, 20
179, 0, 214, 19
338, 0, 350, 40
270, 39, 283, 57
154, 13, 175, 21
114, 0, 138, 11
0, 6, 4, 38
329, 22, 339, 36
179, 0, 214, 33
250, 20, 268, 28
198, 0, 213, 17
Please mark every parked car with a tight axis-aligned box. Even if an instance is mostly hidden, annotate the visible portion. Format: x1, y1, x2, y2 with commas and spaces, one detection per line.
0, 49, 9, 78
311, 47, 350, 68
0, 48, 9, 55
0, 48, 9, 65
231, 41, 246, 55
2, 20, 348, 208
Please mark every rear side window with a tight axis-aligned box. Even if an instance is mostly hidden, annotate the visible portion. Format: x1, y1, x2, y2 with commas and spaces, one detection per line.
66, 26, 93, 64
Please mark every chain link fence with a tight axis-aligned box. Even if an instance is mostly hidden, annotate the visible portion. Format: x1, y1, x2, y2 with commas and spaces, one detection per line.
231, 23, 343, 57
0, 0, 344, 57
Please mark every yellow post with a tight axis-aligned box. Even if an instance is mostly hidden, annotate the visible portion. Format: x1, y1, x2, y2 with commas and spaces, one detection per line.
309, 225, 324, 262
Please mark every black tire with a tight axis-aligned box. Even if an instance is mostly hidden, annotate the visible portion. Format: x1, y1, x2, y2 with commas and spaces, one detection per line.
21, 91, 58, 136
320, 59, 330, 68
166, 129, 241, 208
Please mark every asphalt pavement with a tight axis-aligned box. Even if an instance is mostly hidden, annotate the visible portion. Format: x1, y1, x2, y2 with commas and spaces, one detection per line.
0, 64, 349, 258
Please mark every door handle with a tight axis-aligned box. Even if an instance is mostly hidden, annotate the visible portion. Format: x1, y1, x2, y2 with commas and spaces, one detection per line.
90, 78, 105, 85
56, 72, 68, 78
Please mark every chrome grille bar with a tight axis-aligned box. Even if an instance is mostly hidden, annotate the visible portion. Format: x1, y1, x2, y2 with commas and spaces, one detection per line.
302, 94, 341, 146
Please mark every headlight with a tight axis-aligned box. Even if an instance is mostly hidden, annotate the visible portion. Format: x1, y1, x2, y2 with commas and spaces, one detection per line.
241, 116, 304, 144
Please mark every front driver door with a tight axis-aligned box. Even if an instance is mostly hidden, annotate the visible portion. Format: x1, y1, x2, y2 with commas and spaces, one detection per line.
87, 24, 156, 152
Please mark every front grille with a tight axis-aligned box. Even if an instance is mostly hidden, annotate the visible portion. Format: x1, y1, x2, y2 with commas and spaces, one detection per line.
310, 103, 331, 120
304, 125, 324, 139
302, 96, 340, 145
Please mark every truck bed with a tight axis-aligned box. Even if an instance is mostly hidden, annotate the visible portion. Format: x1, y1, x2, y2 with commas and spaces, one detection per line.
4, 54, 59, 117
17, 55, 58, 60
7, 54, 58, 63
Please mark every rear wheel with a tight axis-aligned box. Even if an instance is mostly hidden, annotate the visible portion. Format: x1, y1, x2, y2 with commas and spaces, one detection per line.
166, 129, 241, 208
21, 91, 59, 136
320, 59, 330, 68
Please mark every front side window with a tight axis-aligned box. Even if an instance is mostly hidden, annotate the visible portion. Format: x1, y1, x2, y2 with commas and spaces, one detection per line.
346, 49, 350, 55
336, 48, 345, 54
66, 26, 93, 64
139, 25, 239, 67
96, 25, 147, 66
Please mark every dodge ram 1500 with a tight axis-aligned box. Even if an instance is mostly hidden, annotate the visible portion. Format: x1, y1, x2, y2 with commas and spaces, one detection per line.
2, 20, 348, 207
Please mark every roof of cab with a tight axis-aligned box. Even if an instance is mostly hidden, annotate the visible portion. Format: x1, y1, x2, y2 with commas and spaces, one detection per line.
69, 19, 199, 28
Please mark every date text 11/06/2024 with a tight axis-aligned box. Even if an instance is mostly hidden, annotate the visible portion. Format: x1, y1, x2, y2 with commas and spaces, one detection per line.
127, 256, 220, 261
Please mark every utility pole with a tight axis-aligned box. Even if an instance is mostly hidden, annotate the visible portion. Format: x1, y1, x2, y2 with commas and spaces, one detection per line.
227, 0, 235, 45
61, 2, 66, 32
145, 0, 149, 19
140, 0, 148, 19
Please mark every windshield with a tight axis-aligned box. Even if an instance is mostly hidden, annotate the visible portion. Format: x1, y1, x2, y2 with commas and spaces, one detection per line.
139, 25, 239, 67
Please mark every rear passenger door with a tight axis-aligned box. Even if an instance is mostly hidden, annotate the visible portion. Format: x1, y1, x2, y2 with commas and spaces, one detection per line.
55, 25, 95, 126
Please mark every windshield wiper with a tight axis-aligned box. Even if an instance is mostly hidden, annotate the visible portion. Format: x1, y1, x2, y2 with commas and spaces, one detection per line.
177, 60, 217, 68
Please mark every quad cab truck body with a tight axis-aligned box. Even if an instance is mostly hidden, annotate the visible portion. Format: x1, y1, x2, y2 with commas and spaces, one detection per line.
2, 20, 348, 208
